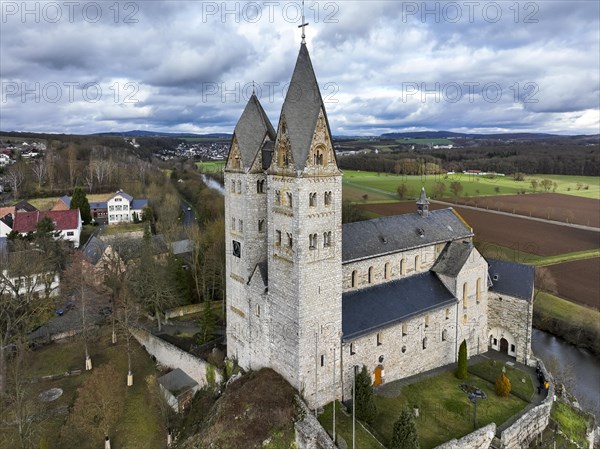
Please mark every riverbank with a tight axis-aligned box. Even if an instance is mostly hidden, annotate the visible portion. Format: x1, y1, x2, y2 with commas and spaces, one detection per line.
533, 291, 600, 357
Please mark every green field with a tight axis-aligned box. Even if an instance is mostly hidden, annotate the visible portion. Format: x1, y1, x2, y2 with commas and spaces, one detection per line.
342, 170, 599, 201
395, 138, 455, 145
196, 160, 226, 174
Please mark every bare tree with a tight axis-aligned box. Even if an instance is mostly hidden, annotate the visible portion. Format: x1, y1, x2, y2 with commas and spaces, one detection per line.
83, 165, 94, 193
6, 163, 25, 198
30, 158, 48, 189
116, 287, 140, 386
66, 144, 78, 187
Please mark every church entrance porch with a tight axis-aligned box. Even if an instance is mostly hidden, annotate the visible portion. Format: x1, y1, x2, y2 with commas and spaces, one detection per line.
500, 338, 509, 354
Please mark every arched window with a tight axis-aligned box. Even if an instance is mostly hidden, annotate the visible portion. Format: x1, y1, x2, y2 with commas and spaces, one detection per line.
323, 231, 331, 248
309, 234, 316, 249
442, 329, 448, 341
237, 180, 241, 193
286, 192, 293, 208
463, 314, 468, 325
351, 270, 357, 288
476, 278, 482, 303
275, 190, 281, 205
384, 262, 390, 279
258, 219, 265, 233
257, 180, 265, 193
402, 323, 408, 336
415, 255, 420, 271
463, 282, 468, 308
368, 267, 374, 284
324, 191, 332, 206
377, 332, 383, 346
309, 192, 317, 207
287, 232, 293, 248
422, 337, 428, 350
314, 149, 324, 165
425, 314, 430, 328
400, 258, 406, 275
231, 180, 236, 193
445, 308, 450, 320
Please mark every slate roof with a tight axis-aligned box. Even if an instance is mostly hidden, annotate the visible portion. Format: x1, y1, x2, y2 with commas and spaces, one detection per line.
82, 236, 108, 265
261, 141, 274, 170
0, 214, 13, 228
249, 262, 268, 288
431, 241, 474, 277
89, 201, 107, 209
342, 272, 457, 340
14, 200, 37, 212
157, 368, 198, 397
487, 258, 535, 301
171, 239, 192, 256
342, 208, 473, 263
108, 190, 133, 202
83, 234, 169, 264
231, 94, 276, 170
58, 195, 71, 207
280, 43, 334, 171
13, 210, 80, 233
131, 199, 148, 210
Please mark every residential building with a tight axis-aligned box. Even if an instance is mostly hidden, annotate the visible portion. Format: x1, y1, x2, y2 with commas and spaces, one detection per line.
12, 209, 82, 248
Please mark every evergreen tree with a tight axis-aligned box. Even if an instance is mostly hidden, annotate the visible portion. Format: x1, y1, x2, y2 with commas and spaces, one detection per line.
495, 372, 512, 397
355, 365, 378, 425
456, 340, 468, 380
390, 408, 420, 449
197, 301, 216, 345
70, 186, 92, 224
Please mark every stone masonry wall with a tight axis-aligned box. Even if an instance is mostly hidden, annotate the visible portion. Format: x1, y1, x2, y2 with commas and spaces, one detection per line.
295, 396, 337, 449
433, 423, 496, 449
499, 358, 553, 449
488, 292, 533, 364
130, 327, 223, 387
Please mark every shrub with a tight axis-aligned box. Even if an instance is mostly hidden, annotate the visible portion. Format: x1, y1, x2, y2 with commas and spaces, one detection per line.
495, 373, 512, 397
456, 340, 468, 380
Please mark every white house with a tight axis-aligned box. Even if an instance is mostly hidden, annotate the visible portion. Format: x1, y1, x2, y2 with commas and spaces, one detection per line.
107, 190, 148, 225
0, 249, 60, 298
0, 153, 11, 166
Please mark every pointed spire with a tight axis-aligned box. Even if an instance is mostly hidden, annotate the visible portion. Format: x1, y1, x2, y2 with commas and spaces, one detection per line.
417, 187, 430, 217
279, 43, 333, 171
229, 94, 276, 170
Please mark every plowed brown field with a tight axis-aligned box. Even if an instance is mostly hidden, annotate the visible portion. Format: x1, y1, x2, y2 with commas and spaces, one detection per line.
359, 202, 600, 257
546, 258, 600, 309
442, 193, 600, 228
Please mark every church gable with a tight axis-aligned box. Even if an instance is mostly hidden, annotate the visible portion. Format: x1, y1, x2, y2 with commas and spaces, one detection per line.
226, 135, 243, 172
270, 114, 295, 173
304, 108, 339, 174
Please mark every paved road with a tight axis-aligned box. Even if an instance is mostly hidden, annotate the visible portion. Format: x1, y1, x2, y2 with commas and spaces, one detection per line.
180, 200, 195, 226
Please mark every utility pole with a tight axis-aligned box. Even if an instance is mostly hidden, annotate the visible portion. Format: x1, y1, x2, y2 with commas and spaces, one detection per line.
352, 365, 356, 449
315, 331, 318, 418
332, 347, 336, 444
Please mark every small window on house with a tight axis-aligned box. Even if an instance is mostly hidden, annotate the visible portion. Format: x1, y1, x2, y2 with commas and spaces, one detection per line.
493, 338, 498, 346
442, 329, 448, 341
320, 355, 325, 367
401, 345, 407, 353
463, 282, 468, 308
377, 332, 383, 346
350, 343, 355, 355
425, 314, 430, 328
286, 192, 293, 207
510, 344, 516, 353
368, 267, 373, 284
309, 192, 317, 207
422, 337, 428, 350
445, 308, 450, 320
384, 262, 390, 279
276, 230, 281, 246
67, 231, 74, 236
323, 231, 331, 248
309, 234, 317, 249
415, 255, 420, 271
476, 278, 482, 303
402, 323, 408, 337
351, 270, 357, 288
400, 258, 406, 275
258, 219, 265, 233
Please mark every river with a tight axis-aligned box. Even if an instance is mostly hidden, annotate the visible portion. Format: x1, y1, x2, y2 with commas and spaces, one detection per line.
532, 328, 600, 419
200, 176, 600, 420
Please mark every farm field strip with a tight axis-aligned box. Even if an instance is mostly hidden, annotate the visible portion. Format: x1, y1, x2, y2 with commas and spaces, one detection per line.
545, 258, 600, 310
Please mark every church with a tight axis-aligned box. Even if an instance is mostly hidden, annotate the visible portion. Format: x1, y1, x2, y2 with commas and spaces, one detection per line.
223, 40, 534, 409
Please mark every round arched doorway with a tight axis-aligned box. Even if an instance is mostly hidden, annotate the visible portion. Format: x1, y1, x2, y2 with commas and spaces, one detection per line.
500, 338, 509, 354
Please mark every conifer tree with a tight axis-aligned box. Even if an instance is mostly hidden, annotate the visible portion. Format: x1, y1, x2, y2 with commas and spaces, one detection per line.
495, 372, 512, 397
355, 365, 378, 425
456, 340, 468, 379
390, 408, 420, 449
70, 186, 92, 224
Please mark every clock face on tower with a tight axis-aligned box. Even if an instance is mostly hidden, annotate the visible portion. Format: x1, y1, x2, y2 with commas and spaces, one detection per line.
232, 240, 241, 258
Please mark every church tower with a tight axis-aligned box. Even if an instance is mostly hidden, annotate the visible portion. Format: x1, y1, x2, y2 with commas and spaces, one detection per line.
224, 94, 276, 369
266, 42, 343, 408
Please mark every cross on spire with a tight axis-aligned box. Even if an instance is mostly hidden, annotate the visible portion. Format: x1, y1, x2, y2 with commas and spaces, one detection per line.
298, 0, 309, 43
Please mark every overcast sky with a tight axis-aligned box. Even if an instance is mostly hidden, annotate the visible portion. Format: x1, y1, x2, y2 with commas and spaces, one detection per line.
1, 1, 599, 135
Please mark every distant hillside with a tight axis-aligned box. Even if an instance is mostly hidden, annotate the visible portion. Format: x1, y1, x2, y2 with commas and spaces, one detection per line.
177, 369, 298, 449
92, 130, 232, 139
380, 131, 561, 140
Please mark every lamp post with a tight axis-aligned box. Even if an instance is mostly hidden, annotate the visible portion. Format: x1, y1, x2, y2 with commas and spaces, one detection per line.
468, 393, 478, 429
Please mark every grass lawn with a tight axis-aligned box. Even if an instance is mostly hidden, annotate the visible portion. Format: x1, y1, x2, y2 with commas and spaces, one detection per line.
468, 360, 534, 401
0, 329, 165, 449
372, 371, 528, 449
475, 242, 600, 267
342, 171, 600, 200
196, 160, 226, 174
318, 401, 384, 449
102, 222, 145, 236
534, 291, 600, 331
551, 400, 592, 448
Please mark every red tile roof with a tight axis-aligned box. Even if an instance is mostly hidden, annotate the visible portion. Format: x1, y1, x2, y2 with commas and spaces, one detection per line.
13, 210, 80, 233
0, 206, 15, 219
